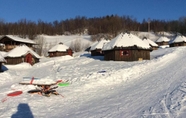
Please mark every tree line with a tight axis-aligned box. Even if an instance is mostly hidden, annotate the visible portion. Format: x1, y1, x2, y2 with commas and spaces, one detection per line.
0, 15, 186, 39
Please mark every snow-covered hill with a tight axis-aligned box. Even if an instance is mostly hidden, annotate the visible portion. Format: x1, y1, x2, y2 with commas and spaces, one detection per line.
1, 39, 186, 117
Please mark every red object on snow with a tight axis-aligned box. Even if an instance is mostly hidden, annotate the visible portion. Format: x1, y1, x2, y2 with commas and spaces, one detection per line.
1, 91, 23, 102
56, 80, 62, 84
30, 77, 34, 84
7, 91, 23, 96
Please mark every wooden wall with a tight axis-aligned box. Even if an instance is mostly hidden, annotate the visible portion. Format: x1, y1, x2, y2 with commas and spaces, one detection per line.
5, 57, 39, 65
0, 63, 2, 72
156, 42, 169, 46
91, 49, 103, 56
49, 51, 69, 57
104, 49, 150, 61
169, 42, 186, 47
49, 49, 73, 57
0, 37, 34, 52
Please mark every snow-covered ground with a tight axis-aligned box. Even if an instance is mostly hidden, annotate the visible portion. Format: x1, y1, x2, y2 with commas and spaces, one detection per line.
1, 45, 186, 118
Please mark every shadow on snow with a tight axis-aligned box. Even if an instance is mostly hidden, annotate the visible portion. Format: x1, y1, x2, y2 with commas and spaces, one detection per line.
11, 103, 34, 118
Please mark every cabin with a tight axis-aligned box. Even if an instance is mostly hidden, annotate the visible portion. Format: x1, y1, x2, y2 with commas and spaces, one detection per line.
155, 36, 170, 46
169, 35, 186, 47
142, 37, 159, 50
48, 42, 73, 57
0, 35, 36, 52
0, 53, 6, 72
5, 45, 40, 65
90, 38, 110, 56
102, 33, 152, 61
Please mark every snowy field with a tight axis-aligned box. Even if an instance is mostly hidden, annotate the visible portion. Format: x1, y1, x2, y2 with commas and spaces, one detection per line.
1, 46, 186, 118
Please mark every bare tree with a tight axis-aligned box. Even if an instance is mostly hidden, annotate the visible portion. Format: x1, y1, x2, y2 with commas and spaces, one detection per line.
34, 35, 46, 56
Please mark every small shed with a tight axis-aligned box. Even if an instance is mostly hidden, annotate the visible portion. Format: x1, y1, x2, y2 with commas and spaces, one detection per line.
142, 37, 159, 50
48, 42, 73, 57
0, 35, 36, 52
155, 36, 170, 46
0, 53, 6, 72
169, 35, 186, 47
5, 45, 40, 65
102, 33, 152, 61
90, 38, 110, 56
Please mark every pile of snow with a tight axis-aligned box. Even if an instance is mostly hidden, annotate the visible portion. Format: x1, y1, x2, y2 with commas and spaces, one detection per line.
0, 52, 5, 62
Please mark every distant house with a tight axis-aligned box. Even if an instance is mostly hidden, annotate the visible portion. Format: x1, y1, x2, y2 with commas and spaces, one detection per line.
169, 35, 186, 47
90, 38, 110, 56
0, 35, 36, 52
48, 42, 73, 57
0, 53, 6, 72
155, 36, 170, 46
5, 45, 40, 65
102, 33, 152, 61
142, 37, 159, 50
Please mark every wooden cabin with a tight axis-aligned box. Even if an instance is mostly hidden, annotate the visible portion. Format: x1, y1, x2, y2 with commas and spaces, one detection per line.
155, 36, 170, 46
169, 35, 186, 47
5, 45, 40, 65
48, 42, 73, 57
90, 39, 110, 56
0, 35, 36, 52
102, 33, 152, 61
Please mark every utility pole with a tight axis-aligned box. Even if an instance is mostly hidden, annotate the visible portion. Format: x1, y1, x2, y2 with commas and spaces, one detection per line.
148, 18, 150, 32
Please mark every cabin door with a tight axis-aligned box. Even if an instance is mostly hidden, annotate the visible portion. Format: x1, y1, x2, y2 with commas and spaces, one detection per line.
67, 49, 72, 56
25, 53, 32, 64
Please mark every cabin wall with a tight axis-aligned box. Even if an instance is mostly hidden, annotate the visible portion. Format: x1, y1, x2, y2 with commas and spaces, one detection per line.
0, 63, 2, 72
91, 49, 103, 56
48, 51, 69, 57
169, 42, 186, 47
152, 46, 158, 50
104, 50, 115, 60
5, 57, 24, 64
156, 42, 169, 46
104, 49, 150, 61
0, 37, 34, 52
5, 57, 39, 65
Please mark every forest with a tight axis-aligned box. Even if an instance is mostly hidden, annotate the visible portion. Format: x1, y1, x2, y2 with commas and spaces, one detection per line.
0, 15, 186, 39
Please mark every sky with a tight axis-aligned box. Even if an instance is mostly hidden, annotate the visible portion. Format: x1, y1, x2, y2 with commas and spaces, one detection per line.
0, 0, 186, 23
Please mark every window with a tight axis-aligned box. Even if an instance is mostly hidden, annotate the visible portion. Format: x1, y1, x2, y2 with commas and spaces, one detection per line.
120, 50, 130, 56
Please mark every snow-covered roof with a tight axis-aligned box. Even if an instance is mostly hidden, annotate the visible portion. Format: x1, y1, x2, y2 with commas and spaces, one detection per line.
48, 43, 70, 52
102, 33, 151, 50
170, 35, 186, 43
5, 45, 41, 58
143, 37, 159, 47
156, 36, 170, 42
90, 38, 110, 50
1, 35, 36, 44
